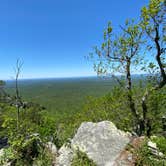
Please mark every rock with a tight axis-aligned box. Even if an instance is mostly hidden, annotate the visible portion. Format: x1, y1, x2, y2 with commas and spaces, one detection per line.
0, 148, 4, 157
56, 144, 73, 166
45, 142, 57, 155
147, 141, 157, 149
45, 142, 57, 166
147, 140, 164, 157
0, 137, 8, 149
113, 150, 133, 166
0, 149, 12, 166
158, 152, 164, 157
113, 136, 145, 166
3, 162, 12, 166
56, 121, 131, 166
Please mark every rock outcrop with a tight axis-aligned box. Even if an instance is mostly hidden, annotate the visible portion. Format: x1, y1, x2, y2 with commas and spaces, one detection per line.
56, 121, 131, 166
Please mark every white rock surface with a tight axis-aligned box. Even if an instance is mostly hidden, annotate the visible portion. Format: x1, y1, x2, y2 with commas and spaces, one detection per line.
147, 141, 157, 149
0, 149, 12, 166
45, 142, 57, 155
148, 140, 164, 157
56, 121, 131, 166
0, 148, 4, 157
56, 145, 73, 166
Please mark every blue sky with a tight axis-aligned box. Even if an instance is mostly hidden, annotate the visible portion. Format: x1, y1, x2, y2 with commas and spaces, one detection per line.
0, 0, 149, 79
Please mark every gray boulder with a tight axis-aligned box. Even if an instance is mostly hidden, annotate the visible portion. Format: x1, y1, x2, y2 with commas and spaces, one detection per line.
56, 121, 131, 166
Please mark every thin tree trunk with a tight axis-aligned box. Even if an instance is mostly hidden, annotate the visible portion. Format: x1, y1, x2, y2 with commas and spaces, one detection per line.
126, 58, 142, 135
16, 109, 19, 130
141, 24, 166, 136
16, 75, 20, 130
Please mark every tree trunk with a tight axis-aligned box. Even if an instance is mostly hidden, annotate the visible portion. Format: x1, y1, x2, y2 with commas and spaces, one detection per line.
141, 24, 166, 136
126, 58, 143, 135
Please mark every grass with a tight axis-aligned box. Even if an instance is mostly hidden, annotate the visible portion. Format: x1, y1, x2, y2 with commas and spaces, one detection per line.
71, 150, 96, 166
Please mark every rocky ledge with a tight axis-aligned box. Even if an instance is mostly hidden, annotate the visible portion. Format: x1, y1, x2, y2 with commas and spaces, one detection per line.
56, 121, 131, 166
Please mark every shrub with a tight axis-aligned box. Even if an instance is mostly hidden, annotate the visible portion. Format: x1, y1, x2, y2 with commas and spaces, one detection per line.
135, 138, 166, 166
151, 136, 166, 155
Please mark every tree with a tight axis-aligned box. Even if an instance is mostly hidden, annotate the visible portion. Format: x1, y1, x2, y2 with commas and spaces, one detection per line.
140, 0, 166, 136
90, 0, 166, 136
0, 80, 6, 102
91, 20, 146, 135
0, 80, 6, 89
14, 59, 23, 130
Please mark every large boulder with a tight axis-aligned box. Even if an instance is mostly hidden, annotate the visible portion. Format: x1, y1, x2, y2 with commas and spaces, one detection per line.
56, 121, 131, 166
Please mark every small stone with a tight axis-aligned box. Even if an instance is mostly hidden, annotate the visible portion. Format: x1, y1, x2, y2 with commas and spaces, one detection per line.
0, 148, 4, 157
45, 142, 57, 155
158, 152, 164, 157
56, 145, 73, 166
127, 154, 133, 161
147, 141, 157, 149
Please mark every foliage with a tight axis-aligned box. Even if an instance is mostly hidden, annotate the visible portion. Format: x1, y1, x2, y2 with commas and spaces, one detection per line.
151, 136, 166, 155
71, 150, 96, 166
0, 101, 57, 165
13, 135, 41, 165
83, 84, 166, 134
3, 77, 116, 148
92, 20, 144, 76
83, 86, 133, 131
0, 142, 53, 166
5, 77, 114, 116
146, 87, 166, 134
32, 148, 53, 166
0, 0, 166, 164
89, 0, 166, 136
0, 147, 15, 165
3, 78, 164, 149
135, 137, 166, 166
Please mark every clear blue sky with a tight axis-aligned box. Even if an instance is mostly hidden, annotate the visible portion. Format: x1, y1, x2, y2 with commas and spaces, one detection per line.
0, 0, 149, 79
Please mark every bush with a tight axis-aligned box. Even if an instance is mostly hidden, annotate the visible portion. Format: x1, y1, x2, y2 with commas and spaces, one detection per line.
0, 102, 57, 165
151, 136, 166, 155
135, 138, 166, 166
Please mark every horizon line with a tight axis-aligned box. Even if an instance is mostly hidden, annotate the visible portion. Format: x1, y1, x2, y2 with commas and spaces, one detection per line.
3, 75, 97, 81
2, 73, 149, 81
